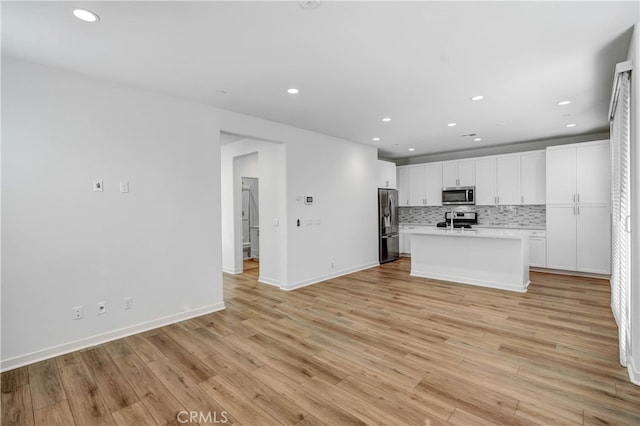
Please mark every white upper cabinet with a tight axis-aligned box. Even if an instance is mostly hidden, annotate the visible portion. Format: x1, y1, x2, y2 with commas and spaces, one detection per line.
398, 163, 443, 206
546, 141, 610, 205
397, 166, 410, 207
474, 157, 497, 205
475, 154, 522, 205
546, 147, 577, 204
496, 155, 521, 205
408, 165, 427, 206
521, 151, 545, 205
576, 143, 611, 204
424, 163, 443, 206
377, 160, 397, 189
442, 160, 475, 187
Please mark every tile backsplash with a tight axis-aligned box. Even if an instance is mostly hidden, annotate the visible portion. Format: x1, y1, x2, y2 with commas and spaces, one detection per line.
399, 205, 546, 228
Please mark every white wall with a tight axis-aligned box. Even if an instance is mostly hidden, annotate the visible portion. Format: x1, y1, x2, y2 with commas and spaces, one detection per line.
627, 23, 640, 384
217, 117, 380, 291
2, 57, 381, 369
1, 57, 224, 369
286, 135, 379, 288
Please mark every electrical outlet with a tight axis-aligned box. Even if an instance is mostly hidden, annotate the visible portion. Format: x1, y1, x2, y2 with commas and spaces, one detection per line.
72, 306, 83, 320
97, 301, 106, 315
123, 297, 133, 310
119, 181, 129, 193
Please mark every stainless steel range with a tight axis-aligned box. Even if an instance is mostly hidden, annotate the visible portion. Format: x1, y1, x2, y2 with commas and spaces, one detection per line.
436, 211, 478, 228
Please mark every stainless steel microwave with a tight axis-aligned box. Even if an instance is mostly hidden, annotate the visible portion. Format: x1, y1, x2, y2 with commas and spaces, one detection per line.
442, 186, 475, 205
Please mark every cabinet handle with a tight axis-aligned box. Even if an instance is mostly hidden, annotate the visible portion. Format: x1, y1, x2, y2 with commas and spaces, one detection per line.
521, 195, 524, 204
573, 194, 576, 203
497, 196, 500, 204
577, 205, 580, 215
573, 206, 576, 215
577, 193, 580, 203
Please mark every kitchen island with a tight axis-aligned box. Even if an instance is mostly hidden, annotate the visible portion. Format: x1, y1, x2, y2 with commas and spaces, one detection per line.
408, 228, 529, 292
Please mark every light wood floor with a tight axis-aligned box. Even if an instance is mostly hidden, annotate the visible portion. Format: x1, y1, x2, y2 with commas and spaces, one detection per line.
2, 258, 639, 425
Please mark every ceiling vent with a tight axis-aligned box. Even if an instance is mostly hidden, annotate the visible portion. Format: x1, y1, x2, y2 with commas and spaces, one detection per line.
460, 133, 478, 137
299, 0, 321, 10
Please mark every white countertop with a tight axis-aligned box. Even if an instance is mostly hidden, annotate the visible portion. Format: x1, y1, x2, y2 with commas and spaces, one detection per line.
400, 224, 545, 237
407, 226, 528, 240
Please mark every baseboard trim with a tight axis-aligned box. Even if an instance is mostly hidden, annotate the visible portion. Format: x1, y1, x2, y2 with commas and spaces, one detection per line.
531, 267, 610, 280
628, 354, 640, 385
258, 276, 282, 287
0, 302, 226, 372
222, 267, 242, 274
282, 261, 379, 291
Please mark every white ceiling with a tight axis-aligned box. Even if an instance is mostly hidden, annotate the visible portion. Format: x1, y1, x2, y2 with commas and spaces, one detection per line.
2, 1, 638, 159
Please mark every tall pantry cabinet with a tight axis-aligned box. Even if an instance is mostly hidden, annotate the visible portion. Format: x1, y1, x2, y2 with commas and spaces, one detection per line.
546, 140, 611, 274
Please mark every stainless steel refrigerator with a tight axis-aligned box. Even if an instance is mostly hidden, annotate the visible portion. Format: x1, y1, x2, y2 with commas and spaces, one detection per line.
378, 188, 400, 263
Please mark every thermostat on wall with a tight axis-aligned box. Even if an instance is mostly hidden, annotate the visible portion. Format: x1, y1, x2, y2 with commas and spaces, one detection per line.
304, 196, 314, 205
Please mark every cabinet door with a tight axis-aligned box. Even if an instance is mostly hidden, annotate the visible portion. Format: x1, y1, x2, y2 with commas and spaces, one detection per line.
408, 165, 426, 206
424, 163, 443, 206
497, 156, 521, 205
576, 142, 610, 204
442, 162, 458, 187
377, 160, 396, 189
474, 157, 497, 205
397, 167, 410, 207
577, 204, 611, 274
521, 151, 546, 204
529, 237, 546, 267
458, 160, 475, 187
546, 205, 577, 270
546, 148, 576, 204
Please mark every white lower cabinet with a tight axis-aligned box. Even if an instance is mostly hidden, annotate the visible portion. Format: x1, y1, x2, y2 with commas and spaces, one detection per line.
546, 204, 610, 274
529, 235, 546, 268
576, 205, 611, 274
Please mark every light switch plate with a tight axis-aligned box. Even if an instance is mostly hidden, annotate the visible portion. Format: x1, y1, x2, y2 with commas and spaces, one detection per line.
93, 180, 103, 192
120, 181, 129, 193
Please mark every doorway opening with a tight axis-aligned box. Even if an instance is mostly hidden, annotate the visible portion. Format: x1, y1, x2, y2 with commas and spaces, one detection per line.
241, 177, 259, 272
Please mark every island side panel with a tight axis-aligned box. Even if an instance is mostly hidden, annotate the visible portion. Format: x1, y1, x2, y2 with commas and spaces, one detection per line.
409, 233, 529, 292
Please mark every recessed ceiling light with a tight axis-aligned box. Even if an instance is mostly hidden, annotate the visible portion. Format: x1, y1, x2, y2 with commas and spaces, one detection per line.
381, 117, 391, 122
471, 95, 484, 101
372, 137, 380, 141
557, 100, 572, 106
566, 123, 577, 128
408, 148, 415, 152
287, 88, 300, 95
73, 8, 99, 22
474, 138, 482, 142
447, 123, 457, 127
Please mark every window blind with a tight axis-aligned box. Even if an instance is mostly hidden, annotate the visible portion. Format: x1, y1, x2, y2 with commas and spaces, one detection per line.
609, 65, 632, 367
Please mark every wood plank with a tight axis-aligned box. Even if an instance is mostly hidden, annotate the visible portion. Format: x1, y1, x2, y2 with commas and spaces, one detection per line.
28, 359, 66, 410
146, 357, 237, 424
147, 332, 215, 384
111, 401, 158, 426
1, 385, 34, 426
1, 367, 30, 393
112, 353, 185, 426
33, 400, 75, 426
59, 362, 114, 425
81, 347, 139, 412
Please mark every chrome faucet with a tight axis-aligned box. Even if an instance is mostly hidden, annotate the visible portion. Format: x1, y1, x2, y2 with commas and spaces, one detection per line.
450, 208, 462, 229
